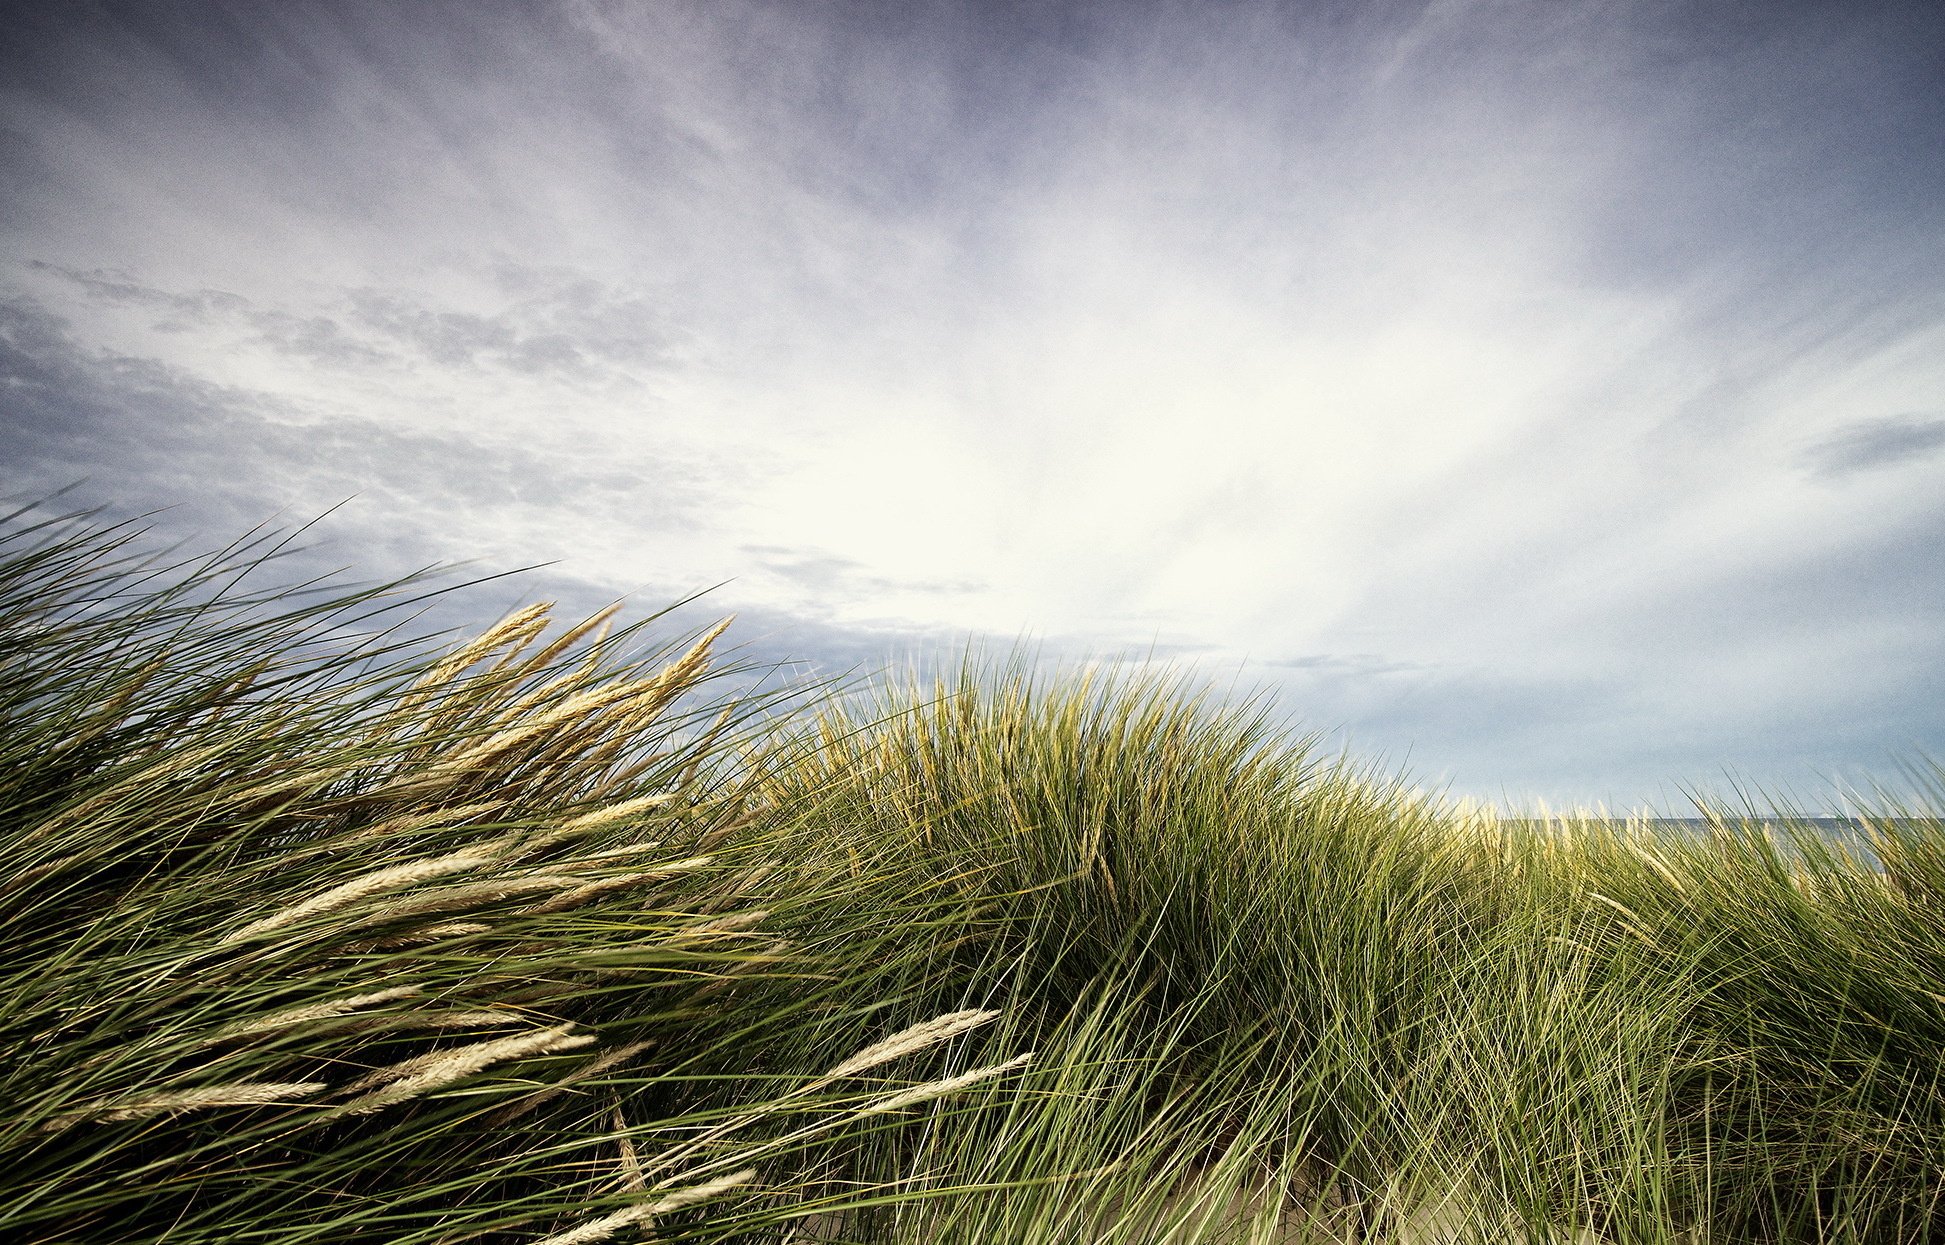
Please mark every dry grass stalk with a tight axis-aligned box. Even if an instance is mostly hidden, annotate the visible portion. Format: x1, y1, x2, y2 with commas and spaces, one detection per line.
422, 603, 553, 689
485, 1040, 657, 1127
340, 801, 504, 845
822, 1009, 1000, 1080
221, 847, 504, 943
551, 793, 680, 836
211, 984, 425, 1040
517, 603, 624, 677
473, 654, 608, 745
529, 1169, 758, 1245
391, 664, 665, 797
0, 852, 78, 899
575, 841, 676, 865
337, 1025, 596, 1115
524, 858, 715, 916
357, 1008, 528, 1031
528, 679, 673, 737
49, 1080, 329, 1128
355, 921, 495, 949
226, 758, 366, 810
674, 910, 770, 939
857, 1052, 1035, 1115
365, 876, 581, 925
504, 621, 730, 776
611, 1105, 646, 1192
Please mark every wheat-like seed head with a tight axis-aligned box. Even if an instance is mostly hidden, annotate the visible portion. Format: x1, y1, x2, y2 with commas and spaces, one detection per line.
516, 603, 623, 677
612, 1105, 646, 1192
422, 603, 554, 689
575, 840, 673, 864
341, 801, 504, 845
528, 1169, 758, 1245
353, 921, 496, 950
221, 847, 505, 943
857, 1052, 1035, 1115
486, 1039, 657, 1127
210, 985, 425, 1040
822, 1009, 1001, 1080
675, 910, 770, 939
351, 875, 581, 927
551, 793, 679, 836
47, 1080, 330, 1129
523, 857, 714, 916
337, 1025, 595, 1115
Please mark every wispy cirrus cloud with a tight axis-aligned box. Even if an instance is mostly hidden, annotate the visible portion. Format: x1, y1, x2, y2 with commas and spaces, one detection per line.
1801, 414, 1945, 480
3, 0, 1943, 810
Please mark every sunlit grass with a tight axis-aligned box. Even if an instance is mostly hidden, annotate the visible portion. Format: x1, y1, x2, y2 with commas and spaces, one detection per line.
4, 504, 1942, 1243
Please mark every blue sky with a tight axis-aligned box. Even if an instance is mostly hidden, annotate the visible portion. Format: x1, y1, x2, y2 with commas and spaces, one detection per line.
4, 0, 1943, 812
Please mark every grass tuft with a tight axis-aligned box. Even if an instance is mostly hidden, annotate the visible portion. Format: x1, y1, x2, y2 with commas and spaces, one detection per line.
4, 504, 1943, 1243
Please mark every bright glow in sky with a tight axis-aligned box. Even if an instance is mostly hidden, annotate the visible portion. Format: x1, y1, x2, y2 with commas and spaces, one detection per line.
4, 0, 1943, 811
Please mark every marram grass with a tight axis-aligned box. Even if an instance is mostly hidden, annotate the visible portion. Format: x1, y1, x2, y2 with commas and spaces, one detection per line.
3, 507, 1943, 1244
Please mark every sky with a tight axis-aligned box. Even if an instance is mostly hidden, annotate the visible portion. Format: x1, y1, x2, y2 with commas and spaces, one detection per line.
3, 0, 1943, 813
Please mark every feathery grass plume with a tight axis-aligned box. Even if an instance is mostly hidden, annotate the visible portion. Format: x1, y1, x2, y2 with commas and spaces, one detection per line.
220, 846, 505, 942
857, 1053, 1036, 1115
210, 985, 426, 1039
530, 1169, 758, 1245
672, 910, 770, 938
337, 1025, 596, 1115
356, 875, 582, 925
517, 602, 625, 678
611, 1105, 647, 1192
524, 864, 712, 916
822, 1010, 1001, 1080
461, 646, 612, 745
487, 1040, 658, 1127
339, 800, 504, 844
540, 618, 737, 756
352, 1008, 529, 1030
356, 921, 496, 949
548, 793, 680, 836
575, 840, 680, 864
421, 602, 554, 689
49, 1081, 329, 1128
393, 678, 665, 796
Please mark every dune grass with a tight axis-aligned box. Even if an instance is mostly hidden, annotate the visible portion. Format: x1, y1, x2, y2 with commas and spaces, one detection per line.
3, 506, 1943, 1243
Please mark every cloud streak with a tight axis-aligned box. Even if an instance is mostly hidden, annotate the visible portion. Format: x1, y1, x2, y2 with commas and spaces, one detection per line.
1801, 414, 1945, 480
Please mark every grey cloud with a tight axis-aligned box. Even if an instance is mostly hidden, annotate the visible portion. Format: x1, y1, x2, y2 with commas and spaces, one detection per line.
346, 277, 675, 380
30, 261, 252, 325
347, 293, 517, 367
1801, 414, 1945, 480
0, 293, 702, 566
1262, 653, 1426, 677
31, 262, 390, 364
28, 261, 675, 382
245, 309, 392, 368
740, 543, 987, 602
742, 545, 869, 589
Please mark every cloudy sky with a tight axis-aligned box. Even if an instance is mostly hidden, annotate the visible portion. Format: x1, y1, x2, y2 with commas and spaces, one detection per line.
4, 0, 1943, 812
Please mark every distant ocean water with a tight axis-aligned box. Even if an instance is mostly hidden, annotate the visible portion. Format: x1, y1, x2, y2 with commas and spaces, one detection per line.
1498, 816, 1945, 868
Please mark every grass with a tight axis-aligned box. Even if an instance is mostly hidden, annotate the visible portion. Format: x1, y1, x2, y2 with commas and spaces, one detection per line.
3, 504, 1943, 1243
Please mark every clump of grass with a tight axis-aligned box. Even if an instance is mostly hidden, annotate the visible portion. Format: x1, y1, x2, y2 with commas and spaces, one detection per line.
0, 505, 1030, 1244
755, 660, 1945, 1243
8, 504, 1945, 1244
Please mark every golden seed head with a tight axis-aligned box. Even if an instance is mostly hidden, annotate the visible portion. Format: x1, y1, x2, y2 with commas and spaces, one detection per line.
823, 1009, 1000, 1080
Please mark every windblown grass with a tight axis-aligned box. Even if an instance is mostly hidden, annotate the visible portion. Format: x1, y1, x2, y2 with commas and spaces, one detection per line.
3, 505, 1943, 1243
0, 507, 1032, 1244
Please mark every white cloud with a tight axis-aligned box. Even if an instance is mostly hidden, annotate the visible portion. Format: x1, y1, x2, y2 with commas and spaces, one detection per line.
4, 0, 1942, 809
